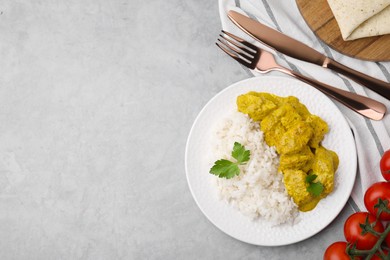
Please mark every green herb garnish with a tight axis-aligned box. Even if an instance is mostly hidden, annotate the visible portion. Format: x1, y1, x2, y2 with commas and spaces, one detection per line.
210, 142, 250, 179
306, 172, 324, 197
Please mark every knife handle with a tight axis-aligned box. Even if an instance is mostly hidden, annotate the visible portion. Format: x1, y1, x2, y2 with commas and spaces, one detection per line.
324, 59, 390, 100
281, 69, 387, 120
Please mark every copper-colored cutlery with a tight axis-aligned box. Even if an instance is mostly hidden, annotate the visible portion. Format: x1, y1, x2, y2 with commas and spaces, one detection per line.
216, 31, 387, 120
227, 10, 390, 101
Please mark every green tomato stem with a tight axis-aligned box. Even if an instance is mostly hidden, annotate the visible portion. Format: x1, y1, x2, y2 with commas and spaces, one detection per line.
348, 224, 390, 259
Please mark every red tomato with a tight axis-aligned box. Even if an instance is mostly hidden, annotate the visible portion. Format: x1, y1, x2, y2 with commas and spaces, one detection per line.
371, 249, 388, 260
386, 226, 390, 247
364, 182, 390, 221
344, 212, 384, 250
381, 150, 390, 181
324, 241, 352, 260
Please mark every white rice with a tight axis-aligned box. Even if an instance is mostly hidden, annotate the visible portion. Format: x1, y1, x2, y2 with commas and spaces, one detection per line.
211, 111, 299, 225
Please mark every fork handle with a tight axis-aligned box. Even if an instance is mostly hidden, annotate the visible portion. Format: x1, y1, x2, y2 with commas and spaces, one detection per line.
280, 69, 387, 120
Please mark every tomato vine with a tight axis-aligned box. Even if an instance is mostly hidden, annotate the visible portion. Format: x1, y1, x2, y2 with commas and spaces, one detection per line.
325, 150, 390, 260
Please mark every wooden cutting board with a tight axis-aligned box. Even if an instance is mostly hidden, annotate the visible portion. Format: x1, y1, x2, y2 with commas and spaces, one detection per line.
296, 0, 390, 61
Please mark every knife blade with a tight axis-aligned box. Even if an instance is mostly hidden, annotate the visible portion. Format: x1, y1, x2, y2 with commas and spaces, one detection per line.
228, 10, 390, 100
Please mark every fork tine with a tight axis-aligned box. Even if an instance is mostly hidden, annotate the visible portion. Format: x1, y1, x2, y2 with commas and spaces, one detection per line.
221, 30, 258, 53
217, 37, 254, 62
218, 35, 255, 62
215, 41, 254, 69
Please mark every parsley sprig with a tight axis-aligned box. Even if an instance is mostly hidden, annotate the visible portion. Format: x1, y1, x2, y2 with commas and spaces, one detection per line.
210, 142, 251, 179
306, 171, 324, 197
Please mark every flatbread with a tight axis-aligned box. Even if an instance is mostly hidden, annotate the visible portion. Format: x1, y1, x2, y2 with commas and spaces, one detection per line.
327, 0, 390, 41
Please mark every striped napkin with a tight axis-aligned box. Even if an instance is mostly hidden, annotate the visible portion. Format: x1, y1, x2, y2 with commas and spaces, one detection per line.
218, 0, 390, 211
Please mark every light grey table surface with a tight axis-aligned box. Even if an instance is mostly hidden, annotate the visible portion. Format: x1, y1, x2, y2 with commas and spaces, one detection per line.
0, 0, 354, 259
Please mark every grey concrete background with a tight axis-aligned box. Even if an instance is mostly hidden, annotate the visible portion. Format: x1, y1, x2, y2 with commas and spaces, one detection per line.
0, 0, 353, 259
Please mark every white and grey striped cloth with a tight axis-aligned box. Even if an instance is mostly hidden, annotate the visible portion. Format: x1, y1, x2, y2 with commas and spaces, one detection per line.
219, 0, 390, 211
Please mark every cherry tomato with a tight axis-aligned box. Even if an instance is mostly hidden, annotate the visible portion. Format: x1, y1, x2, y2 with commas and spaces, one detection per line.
344, 212, 384, 250
381, 150, 390, 181
364, 182, 390, 221
386, 226, 390, 247
324, 241, 352, 260
371, 249, 388, 260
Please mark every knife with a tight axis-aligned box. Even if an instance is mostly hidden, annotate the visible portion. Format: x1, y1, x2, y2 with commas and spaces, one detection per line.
227, 10, 390, 100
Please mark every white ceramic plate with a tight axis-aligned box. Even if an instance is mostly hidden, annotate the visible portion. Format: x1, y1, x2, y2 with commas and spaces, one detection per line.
185, 76, 357, 246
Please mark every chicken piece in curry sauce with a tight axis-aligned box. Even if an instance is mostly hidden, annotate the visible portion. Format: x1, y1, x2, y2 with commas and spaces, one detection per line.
237, 91, 338, 212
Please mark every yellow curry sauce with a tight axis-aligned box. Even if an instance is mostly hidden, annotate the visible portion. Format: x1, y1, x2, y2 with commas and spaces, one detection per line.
237, 92, 339, 211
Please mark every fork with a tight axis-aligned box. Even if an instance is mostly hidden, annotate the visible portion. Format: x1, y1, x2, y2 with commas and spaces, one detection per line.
216, 30, 386, 121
